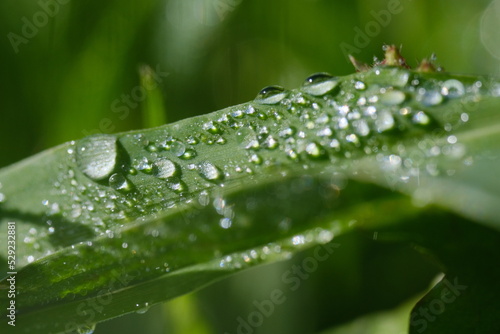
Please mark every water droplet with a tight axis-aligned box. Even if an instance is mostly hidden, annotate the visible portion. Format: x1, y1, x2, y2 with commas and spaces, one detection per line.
334, 115, 348, 130
136, 303, 150, 314
292, 235, 305, 245
137, 158, 153, 174
203, 121, 223, 134
146, 144, 158, 152
198, 161, 223, 181
412, 111, 430, 125
441, 79, 465, 98
109, 173, 132, 192
279, 126, 296, 138
263, 136, 279, 150
302, 72, 338, 96
305, 142, 327, 159
249, 153, 263, 165
353, 119, 370, 136
171, 141, 186, 157
354, 81, 366, 90
0, 193, 5, 203
179, 148, 197, 160
236, 127, 259, 149
167, 179, 188, 194
375, 111, 395, 132
231, 109, 244, 118
76, 135, 117, 180
153, 158, 178, 179
379, 90, 406, 105
76, 323, 96, 334
418, 89, 443, 106
346, 134, 359, 145
220, 217, 232, 229
255, 85, 287, 105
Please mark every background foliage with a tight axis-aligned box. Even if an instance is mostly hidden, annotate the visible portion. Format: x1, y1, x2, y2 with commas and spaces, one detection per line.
1, 0, 500, 333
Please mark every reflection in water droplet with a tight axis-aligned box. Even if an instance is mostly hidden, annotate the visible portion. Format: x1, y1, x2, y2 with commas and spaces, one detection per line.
302, 73, 338, 96
198, 161, 223, 181
109, 173, 132, 192
76, 135, 117, 181
441, 79, 465, 98
255, 85, 287, 105
154, 158, 177, 179
137, 158, 153, 174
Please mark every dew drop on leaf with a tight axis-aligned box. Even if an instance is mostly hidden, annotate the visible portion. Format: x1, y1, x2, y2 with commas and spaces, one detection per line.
170, 141, 186, 157
109, 173, 132, 192
135, 302, 150, 314
354, 81, 366, 90
254, 85, 287, 105
137, 157, 153, 174
375, 111, 395, 132
379, 90, 406, 105
305, 142, 327, 159
76, 323, 96, 334
198, 161, 223, 181
236, 127, 259, 149
153, 158, 177, 179
412, 111, 431, 125
418, 89, 443, 106
302, 72, 338, 96
76, 134, 117, 181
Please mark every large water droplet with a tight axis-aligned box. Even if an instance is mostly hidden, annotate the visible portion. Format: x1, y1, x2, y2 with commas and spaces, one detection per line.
153, 158, 178, 179
255, 85, 287, 105
302, 73, 338, 96
109, 173, 132, 192
236, 127, 259, 149
198, 161, 223, 181
76, 135, 117, 180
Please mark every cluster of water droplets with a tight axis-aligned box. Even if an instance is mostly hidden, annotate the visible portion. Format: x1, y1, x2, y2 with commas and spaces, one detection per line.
33, 67, 485, 261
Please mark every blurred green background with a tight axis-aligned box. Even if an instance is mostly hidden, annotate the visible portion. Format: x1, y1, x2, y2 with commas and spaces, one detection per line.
1, 0, 499, 333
